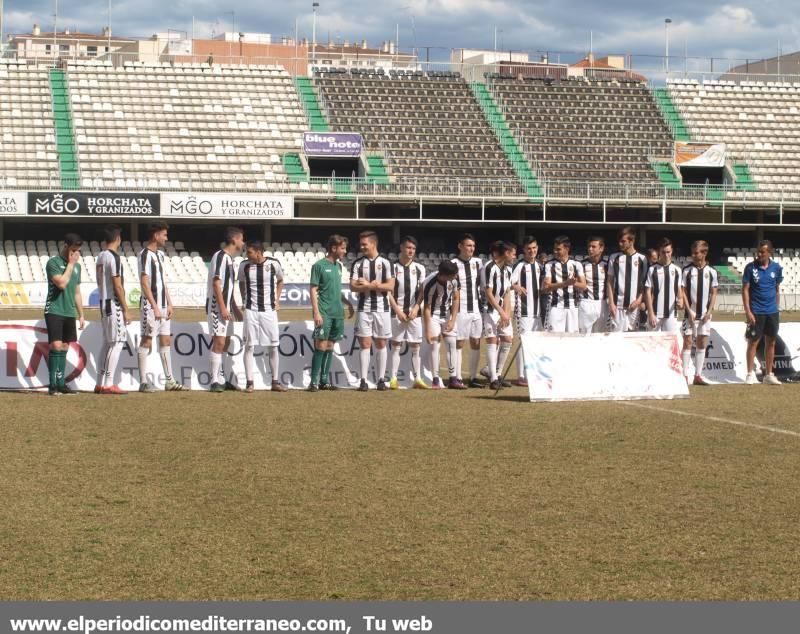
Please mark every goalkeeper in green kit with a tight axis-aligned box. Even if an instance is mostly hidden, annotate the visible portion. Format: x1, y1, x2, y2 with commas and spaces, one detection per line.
308, 234, 354, 391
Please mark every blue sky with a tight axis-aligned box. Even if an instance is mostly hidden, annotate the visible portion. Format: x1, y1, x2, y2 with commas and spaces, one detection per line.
3, 0, 797, 67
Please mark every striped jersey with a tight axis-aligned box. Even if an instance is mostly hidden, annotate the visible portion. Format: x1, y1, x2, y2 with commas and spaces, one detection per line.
451, 256, 483, 314
646, 262, 682, 319
207, 249, 236, 312
138, 247, 168, 311
481, 260, 512, 314
422, 271, 458, 319
544, 258, 584, 308
608, 251, 648, 309
239, 257, 283, 312
582, 258, 608, 301
391, 260, 426, 315
96, 249, 123, 304
682, 263, 719, 320
351, 255, 393, 312
511, 259, 543, 318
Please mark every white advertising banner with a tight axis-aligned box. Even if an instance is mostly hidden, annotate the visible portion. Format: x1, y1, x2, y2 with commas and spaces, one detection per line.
161, 193, 295, 219
0, 320, 430, 391
0, 191, 27, 216
521, 331, 690, 402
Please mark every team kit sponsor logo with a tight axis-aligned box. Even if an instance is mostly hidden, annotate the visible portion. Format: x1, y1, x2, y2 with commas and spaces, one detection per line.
28, 192, 160, 216
161, 193, 294, 218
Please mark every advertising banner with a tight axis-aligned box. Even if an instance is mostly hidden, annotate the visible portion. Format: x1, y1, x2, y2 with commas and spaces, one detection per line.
161, 193, 294, 219
303, 132, 363, 157
28, 192, 160, 217
0, 191, 27, 216
0, 320, 429, 391
675, 142, 727, 168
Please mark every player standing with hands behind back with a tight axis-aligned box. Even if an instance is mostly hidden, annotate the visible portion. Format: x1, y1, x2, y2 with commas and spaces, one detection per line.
44, 233, 85, 395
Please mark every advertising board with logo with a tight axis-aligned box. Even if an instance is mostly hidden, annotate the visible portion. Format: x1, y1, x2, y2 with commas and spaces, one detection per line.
161, 193, 294, 219
303, 132, 363, 157
28, 192, 160, 216
0, 192, 27, 216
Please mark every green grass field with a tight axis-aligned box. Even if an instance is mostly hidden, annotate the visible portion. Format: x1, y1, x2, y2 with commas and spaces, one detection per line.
2, 382, 800, 600
2, 308, 800, 600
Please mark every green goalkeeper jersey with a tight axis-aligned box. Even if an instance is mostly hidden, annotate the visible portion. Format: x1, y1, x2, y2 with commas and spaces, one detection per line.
310, 258, 344, 319
45, 255, 81, 318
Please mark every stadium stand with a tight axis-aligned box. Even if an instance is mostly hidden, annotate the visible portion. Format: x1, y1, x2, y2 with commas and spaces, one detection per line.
489, 77, 675, 182
0, 60, 62, 188
65, 61, 318, 191
314, 69, 521, 182
668, 79, 794, 197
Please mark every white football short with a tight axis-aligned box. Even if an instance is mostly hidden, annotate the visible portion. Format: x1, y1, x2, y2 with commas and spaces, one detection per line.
355, 311, 392, 338
609, 307, 640, 333
427, 315, 457, 339
101, 300, 127, 343
482, 311, 513, 338
244, 309, 279, 346
140, 302, 171, 337
547, 306, 580, 334
391, 316, 423, 343
682, 318, 713, 339
516, 315, 544, 334
579, 299, 607, 334
456, 312, 483, 340
650, 315, 681, 333
207, 308, 234, 338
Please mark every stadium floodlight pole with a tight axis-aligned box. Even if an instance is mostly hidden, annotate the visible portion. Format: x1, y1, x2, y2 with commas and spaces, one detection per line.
107, 0, 111, 59
0, 0, 4, 55
53, 0, 57, 65
312, 2, 319, 64
664, 18, 672, 75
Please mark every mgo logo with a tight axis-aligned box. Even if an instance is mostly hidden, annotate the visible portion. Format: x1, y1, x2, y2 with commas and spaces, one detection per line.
33, 193, 80, 214
169, 196, 213, 215
0, 324, 87, 389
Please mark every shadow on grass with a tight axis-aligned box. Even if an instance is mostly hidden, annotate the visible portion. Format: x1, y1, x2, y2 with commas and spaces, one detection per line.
477, 394, 530, 403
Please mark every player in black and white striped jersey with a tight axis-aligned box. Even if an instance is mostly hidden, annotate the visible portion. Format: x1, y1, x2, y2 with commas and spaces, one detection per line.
607, 226, 648, 333
388, 236, 427, 390
579, 236, 608, 334
681, 240, 719, 386
644, 238, 684, 333
480, 241, 516, 390
451, 233, 484, 388
422, 260, 460, 390
95, 225, 131, 395
207, 227, 245, 393
543, 236, 586, 334
137, 222, 184, 392
237, 240, 286, 393
510, 236, 544, 387
350, 230, 395, 391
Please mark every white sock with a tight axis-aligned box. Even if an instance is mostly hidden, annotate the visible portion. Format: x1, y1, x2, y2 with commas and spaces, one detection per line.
269, 346, 279, 382
209, 351, 222, 385
695, 349, 706, 376
359, 347, 371, 382
104, 342, 123, 387
682, 349, 692, 377
445, 336, 458, 378
497, 342, 512, 375
431, 340, 441, 378
517, 344, 525, 377
98, 342, 110, 387
244, 346, 255, 382
469, 346, 480, 379
486, 343, 498, 381
375, 346, 387, 382
455, 347, 463, 379
411, 346, 421, 380
137, 346, 150, 385
390, 344, 401, 379
159, 346, 174, 381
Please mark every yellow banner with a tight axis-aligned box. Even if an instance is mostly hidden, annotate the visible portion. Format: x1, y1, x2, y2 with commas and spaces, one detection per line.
0, 283, 31, 305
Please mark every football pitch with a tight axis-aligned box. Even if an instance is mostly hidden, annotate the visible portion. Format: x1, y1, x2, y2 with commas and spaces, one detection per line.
2, 360, 800, 599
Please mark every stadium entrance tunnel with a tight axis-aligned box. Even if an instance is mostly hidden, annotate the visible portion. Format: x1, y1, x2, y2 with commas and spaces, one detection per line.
308, 157, 361, 179
679, 166, 725, 186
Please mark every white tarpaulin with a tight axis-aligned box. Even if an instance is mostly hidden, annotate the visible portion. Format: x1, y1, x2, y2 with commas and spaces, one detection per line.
675, 142, 727, 168
521, 331, 689, 402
